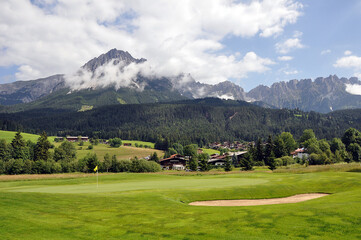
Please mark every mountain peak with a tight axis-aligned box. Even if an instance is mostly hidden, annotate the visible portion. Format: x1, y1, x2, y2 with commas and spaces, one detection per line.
81, 49, 147, 72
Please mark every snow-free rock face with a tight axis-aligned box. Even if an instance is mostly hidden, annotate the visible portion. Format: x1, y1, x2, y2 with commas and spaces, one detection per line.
247, 75, 361, 113
81, 49, 146, 73
0, 74, 65, 105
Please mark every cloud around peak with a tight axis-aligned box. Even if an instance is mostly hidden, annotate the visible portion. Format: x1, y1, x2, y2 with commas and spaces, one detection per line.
0, 0, 303, 85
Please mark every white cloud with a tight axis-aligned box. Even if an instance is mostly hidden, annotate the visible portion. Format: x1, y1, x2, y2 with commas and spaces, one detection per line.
344, 50, 352, 56
15, 65, 42, 80
278, 56, 293, 61
0, 0, 302, 84
354, 72, 361, 79
275, 36, 305, 54
284, 70, 298, 75
321, 49, 331, 55
345, 84, 361, 95
334, 55, 361, 69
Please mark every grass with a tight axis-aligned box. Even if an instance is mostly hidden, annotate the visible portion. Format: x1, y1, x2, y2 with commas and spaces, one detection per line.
0, 130, 161, 161
0, 130, 56, 143
121, 140, 155, 148
274, 162, 361, 173
78, 105, 93, 112
201, 148, 220, 155
72, 142, 163, 160
0, 167, 360, 239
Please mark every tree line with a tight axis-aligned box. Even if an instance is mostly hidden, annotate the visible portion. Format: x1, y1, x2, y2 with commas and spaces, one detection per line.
1, 127, 360, 175
0, 132, 160, 175
0, 98, 361, 147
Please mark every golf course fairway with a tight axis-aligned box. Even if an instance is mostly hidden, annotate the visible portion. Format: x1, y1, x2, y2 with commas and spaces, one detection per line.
0, 171, 360, 239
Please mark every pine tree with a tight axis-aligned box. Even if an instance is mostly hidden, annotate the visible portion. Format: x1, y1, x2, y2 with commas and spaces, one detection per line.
34, 131, 51, 162
0, 139, 10, 161
239, 152, 254, 171
188, 155, 198, 171
267, 152, 277, 170
198, 153, 209, 171
231, 154, 238, 167
11, 131, 26, 159
264, 135, 274, 166
255, 138, 264, 164
149, 152, 159, 163
223, 155, 232, 172
274, 136, 286, 158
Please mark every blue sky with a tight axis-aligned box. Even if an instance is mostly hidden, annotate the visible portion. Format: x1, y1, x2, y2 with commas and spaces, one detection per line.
1, 0, 361, 91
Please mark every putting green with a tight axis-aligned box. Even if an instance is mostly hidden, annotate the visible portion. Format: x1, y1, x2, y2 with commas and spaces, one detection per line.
7, 177, 268, 194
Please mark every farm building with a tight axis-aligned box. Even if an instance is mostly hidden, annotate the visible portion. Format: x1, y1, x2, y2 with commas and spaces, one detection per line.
66, 136, 89, 142
160, 154, 188, 170
123, 143, 132, 146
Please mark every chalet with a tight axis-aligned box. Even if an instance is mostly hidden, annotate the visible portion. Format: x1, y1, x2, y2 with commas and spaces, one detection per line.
160, 154, 188, 170
208, 155, 228, 166
291, 148, 309, 159
66, 136, 89, 142
208, 151, 248, 166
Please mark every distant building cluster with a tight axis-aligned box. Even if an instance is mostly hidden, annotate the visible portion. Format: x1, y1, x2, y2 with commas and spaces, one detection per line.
209, 141, 250, 150
159, 151, 247, 170
54, 136, 89, 142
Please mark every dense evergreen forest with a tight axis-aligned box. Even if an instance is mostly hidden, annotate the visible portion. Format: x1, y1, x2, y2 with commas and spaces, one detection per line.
0, 98, 361, 146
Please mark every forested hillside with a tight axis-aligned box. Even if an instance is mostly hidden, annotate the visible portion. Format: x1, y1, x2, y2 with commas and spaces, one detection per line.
0, 98, 360, 146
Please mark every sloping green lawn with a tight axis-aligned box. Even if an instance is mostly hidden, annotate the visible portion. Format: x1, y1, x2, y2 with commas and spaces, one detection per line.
0, 170, 360, 239
0, 130, 56, 143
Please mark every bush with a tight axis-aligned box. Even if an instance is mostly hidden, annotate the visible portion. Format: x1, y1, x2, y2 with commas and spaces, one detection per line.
118, 159, 132, 172
87, 145, 93, 150
308, 153, 329, 165
77, 153, 98, 173
130, 158, 161, 173
109, 138, 122, 148
6, 159, 24, 175
274, 158, 283, 167
33, 160, 53, 174
61, 161, 77, 173
0, 161, 5, 174
280, 156, 295, 166
23, 159, 33, 174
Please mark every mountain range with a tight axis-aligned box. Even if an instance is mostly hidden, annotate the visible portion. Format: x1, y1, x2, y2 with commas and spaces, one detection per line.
1, 49, 361, 113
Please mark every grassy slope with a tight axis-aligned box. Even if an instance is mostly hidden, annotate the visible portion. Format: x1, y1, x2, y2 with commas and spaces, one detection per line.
201, 148, 220, 155
0, 130, 56, 143
0, 130, 162, 160
121, 140, 155, 148
69, 142, 163, 160
0, 170, 360, 239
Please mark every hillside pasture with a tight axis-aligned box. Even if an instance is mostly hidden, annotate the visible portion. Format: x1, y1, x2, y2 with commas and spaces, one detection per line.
0, 130, 56, 143
75, 142, 163, 160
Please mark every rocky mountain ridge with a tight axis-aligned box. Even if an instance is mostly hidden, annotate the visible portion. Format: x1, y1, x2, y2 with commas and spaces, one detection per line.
0, 49, 360, 113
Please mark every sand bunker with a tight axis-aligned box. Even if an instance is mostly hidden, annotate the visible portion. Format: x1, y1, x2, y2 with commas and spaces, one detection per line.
189, 193, 329, 206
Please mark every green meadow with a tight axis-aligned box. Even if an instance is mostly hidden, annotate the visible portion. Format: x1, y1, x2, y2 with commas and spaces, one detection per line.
72, 142, 164, 160
1, 168, 360, 239
0, 130, 163, 160
0, 130, 56, 143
